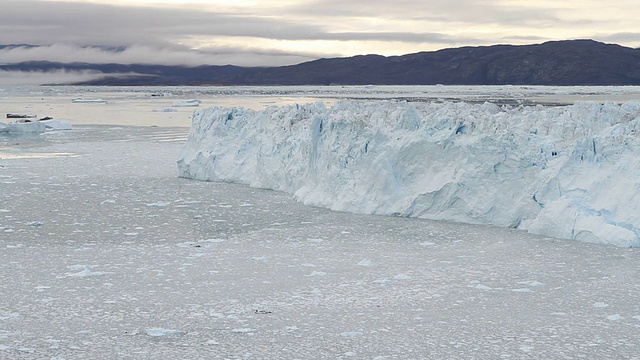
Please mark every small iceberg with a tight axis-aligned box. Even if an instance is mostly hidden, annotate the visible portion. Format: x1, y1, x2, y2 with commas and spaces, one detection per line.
72, 98, 108, 104
0, 117, 72, 134
145, 328, 185, 337
152, 107, 178, 113
0, 121, 46, 134
172, 99, 201, 107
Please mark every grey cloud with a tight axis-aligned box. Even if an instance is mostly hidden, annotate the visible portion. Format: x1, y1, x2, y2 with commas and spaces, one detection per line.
0, 0, 501, 47
285, 0, 568, 27
0, 1, 322, 46
317, 32, 483, 45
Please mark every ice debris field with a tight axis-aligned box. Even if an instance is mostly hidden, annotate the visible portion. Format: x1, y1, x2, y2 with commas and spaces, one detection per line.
179, 100, 640, 247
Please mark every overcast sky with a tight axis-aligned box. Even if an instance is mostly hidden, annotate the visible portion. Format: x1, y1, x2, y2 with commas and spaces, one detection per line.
1, 0, 640, 68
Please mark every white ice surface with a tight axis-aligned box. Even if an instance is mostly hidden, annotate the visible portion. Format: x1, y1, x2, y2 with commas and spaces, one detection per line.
2, 124, 640, 359
179, 100, 640, 247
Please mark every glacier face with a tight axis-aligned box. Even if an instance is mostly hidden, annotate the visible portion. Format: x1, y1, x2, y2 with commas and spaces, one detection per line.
177, 100, 640, 247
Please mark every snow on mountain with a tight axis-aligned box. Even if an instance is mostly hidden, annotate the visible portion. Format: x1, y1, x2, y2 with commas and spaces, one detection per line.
177, 100, 640, 247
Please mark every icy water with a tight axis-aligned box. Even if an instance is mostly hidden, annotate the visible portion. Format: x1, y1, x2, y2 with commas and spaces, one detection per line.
1, 126, 639, 359
1, 87, 640, 359
4, 84, 640, 127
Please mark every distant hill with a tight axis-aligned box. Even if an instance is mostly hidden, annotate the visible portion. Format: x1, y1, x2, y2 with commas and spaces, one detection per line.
3, 40, 640, 86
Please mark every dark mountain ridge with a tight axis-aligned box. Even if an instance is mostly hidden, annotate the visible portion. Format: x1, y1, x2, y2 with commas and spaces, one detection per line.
2, 39, 640, 85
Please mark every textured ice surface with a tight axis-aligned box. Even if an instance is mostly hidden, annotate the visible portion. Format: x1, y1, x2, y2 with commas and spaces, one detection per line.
2, 125, 640, 359
178, 100, 640, 247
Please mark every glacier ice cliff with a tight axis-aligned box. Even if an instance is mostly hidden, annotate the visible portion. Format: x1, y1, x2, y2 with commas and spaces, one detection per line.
177, 100, 640, 247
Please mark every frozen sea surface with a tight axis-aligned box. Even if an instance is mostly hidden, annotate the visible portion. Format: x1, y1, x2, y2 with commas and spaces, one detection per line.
2, 126, 640, 359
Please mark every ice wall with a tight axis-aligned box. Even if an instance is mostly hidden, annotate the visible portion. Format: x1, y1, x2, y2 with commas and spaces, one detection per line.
178, 100, 640, 247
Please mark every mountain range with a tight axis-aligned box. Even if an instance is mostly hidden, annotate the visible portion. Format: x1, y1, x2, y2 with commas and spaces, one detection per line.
2, 39, 640, 86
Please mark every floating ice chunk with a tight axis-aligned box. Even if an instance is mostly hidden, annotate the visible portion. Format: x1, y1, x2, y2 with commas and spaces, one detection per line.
0, 121, 46, 134
172, 99, 201, 107
145, 328, 185, 337
520, 346, 534, 353
474, 284, 492, 290
72, 98, 107, 103
67, 264, 93, 271
308, 271, 327, 277
512, 288, 532, 293
145, 201, 171, 207
357, 259, 374, 267
231, 328, 256, 334
340, 331, 364, 337
0, 312, 19, 320
152, 108, 178, 112
607, 314, 623, 321
373, 279, 391, 284
393, 274, 411, 280
199, 238, 225, 243
593, 302, 610, 308
63, 265, 111, 278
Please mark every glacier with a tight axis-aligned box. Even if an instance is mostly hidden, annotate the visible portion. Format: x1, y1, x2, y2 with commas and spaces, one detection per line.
177, 100, 640, 247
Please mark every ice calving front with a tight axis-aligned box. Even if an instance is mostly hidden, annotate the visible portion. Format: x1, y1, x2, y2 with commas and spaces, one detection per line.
178, 100, 640, 247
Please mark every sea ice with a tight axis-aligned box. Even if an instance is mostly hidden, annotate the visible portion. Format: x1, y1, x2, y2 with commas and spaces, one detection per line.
178, 100, 640, 247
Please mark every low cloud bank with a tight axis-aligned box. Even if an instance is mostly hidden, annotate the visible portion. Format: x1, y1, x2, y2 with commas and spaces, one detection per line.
0, 69, 106, 86
0, 44, 317, 67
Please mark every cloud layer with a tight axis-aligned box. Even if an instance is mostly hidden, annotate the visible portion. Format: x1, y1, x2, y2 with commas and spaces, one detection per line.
1, 0, 639, 67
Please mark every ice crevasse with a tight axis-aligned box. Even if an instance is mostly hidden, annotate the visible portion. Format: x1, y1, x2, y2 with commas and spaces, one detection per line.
177, 100, 640, 247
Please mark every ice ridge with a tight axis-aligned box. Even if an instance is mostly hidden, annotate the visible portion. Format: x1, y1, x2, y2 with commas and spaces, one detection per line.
177, 100, 640, 247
